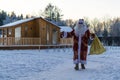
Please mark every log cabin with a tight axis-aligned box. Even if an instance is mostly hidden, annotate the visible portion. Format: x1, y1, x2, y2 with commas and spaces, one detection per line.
0, 17, 61, 46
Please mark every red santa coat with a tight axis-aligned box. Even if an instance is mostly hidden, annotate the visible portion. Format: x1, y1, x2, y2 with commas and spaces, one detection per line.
62, 29, 91, 64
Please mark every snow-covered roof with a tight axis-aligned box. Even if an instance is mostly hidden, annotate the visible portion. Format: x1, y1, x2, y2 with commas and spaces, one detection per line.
0, 18, 34, 28
0, 17, 60, 29
59, 26, 73, 32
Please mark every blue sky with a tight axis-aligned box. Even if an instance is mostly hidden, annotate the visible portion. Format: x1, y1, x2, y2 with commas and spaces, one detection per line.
0, 0, 120, 20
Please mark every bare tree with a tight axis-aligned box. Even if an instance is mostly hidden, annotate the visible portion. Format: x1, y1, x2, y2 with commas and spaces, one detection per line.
65, 19, 75, 28
111, 18, 120, 37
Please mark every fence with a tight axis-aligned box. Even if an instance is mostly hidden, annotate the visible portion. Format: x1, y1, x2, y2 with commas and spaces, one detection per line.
98, 37, 120, 46
0, 37, 73, 50
0, 37, 73, 45
0, 37, 120, 50
0, 37, 41, 45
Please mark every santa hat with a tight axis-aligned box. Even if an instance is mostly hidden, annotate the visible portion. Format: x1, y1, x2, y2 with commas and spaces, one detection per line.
78, 19, 84, 24
74, 19, 86, 29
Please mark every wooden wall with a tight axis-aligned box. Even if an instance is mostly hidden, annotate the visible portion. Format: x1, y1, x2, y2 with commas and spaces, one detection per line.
0, 17, 60, 45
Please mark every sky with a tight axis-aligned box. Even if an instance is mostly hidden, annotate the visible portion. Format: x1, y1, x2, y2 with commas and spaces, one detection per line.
0, 0, 120, 20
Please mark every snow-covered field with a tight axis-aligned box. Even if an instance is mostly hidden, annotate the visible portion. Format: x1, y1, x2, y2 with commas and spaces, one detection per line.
0, 46, 120, 80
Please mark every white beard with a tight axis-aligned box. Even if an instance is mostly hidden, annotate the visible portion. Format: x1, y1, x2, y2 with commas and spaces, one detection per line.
74, 25, 87, 37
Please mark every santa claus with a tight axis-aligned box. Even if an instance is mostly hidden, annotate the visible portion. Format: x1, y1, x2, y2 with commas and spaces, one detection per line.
61, 19, 94, 70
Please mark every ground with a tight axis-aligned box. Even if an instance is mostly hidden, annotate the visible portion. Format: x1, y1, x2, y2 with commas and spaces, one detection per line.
0, 46, 120, 80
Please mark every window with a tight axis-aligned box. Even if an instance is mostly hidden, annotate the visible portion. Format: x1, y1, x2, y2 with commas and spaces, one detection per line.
25, 26, 28, 31
3, 29, 7, 37
46, 24, 50, 44
8, 28, 12, 35
0, 29, 3, 37
24, 26, 28, 37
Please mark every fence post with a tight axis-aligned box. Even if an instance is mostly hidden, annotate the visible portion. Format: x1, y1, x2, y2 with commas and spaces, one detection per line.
39, 45, 40, 52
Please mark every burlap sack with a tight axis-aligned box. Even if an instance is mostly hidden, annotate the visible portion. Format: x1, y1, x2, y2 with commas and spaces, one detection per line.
89, 35, 106, 55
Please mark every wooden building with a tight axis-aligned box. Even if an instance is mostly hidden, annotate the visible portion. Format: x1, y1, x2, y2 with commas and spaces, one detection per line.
0, 17, 61, 46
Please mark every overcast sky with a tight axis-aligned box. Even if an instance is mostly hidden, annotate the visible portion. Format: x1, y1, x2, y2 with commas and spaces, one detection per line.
0, 0, 120, 20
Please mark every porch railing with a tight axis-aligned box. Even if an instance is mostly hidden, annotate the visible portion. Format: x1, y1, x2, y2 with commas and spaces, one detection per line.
0, 37, 73, 46
0, 37, 41, 45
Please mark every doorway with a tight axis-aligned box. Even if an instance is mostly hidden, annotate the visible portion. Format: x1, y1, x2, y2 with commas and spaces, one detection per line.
15, 27, 21, 44
52, 30, 58, 45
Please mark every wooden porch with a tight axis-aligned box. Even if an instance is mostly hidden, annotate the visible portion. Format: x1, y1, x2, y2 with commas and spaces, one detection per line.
0, 37, 73, 49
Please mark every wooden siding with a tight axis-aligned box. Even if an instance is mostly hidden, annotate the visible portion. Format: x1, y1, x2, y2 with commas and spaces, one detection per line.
0, 17, 60, 46
39, 19, 47, 45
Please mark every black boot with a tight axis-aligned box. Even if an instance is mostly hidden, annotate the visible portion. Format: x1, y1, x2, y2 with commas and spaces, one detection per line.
74, 64, 79, 70
81, 64, 85, 69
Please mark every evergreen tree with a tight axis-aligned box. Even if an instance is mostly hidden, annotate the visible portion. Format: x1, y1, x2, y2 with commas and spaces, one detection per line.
0, 10, 7, 25
43, 3, 63, 22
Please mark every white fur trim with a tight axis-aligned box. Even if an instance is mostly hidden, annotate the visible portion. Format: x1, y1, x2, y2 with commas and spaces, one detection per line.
80, 60, 87, 64
73, 59, 87, 64
78, 36, 81, 63
74, 59, 79, 64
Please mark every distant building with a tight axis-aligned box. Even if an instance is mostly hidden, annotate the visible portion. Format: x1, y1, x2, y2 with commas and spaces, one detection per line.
59, 26, 73, 44
59, 26, 73, 32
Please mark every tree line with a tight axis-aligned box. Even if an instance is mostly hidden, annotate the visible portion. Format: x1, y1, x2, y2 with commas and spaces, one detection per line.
0, 10, 33, 26
85, 17, 120, 37
1, 3, 120, 37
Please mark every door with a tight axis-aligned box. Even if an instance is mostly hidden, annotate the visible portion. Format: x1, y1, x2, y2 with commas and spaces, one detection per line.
15, 27, 21, 44
3, 29, 7, 45
52, 30, 58, 45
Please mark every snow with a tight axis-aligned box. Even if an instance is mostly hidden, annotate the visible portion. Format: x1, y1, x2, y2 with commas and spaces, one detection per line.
0, 17, 60, 29
0, 46, 120, 80
59, 26, 73, 32
0, 18, 34, 28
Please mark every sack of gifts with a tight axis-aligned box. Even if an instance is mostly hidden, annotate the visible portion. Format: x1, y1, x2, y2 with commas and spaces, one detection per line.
89, 35, 106, 55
